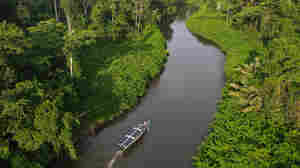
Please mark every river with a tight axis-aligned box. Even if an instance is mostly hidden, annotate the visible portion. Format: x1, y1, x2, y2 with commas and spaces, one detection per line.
53, 8, 225, 168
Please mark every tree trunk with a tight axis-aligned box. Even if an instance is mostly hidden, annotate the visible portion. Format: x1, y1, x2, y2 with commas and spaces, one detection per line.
83, 1, 88, 17
54, 0, 59, 21
84, 6, 88, 17
136, 2, 138, 32
139, 1, 144, 33
70, 57, 73, 77
66, 13, 72, 33
66, 13, 73, 76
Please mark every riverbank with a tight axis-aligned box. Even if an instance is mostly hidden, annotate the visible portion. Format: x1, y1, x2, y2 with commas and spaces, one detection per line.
186, 9, 262, 78
186, 7, 300, 167
78, 26, 168, 136
53, 14, 226, 168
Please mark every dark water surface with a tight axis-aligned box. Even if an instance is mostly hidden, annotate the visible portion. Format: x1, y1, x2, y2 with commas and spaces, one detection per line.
54, 14, 224, 168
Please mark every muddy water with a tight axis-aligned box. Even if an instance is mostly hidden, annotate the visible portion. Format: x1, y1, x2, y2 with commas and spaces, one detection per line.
53, 13, 224, 168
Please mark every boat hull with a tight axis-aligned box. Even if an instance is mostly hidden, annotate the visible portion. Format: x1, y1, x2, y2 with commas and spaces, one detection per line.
117, 120, 151, 152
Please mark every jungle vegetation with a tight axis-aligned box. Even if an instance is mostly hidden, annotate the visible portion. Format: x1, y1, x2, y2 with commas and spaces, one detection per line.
0, 0, 174, 167
186, 0, 300, 167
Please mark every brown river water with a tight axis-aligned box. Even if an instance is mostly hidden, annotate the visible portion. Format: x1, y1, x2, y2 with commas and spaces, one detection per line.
53, 9, 225, 168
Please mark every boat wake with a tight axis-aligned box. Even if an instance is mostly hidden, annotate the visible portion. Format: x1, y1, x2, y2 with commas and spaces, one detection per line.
107, 150, 123, 168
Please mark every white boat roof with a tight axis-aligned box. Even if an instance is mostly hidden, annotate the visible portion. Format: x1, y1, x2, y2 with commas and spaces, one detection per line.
117, 124, 147, 149
133, 127, 142, 132
125, 135, 135, 139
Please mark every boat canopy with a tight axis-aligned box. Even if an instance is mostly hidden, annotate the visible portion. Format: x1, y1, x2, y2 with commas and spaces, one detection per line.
117, 126, 146, 149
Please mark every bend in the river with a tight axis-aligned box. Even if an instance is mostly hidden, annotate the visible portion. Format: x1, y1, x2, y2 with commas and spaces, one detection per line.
53, 8, 225, 168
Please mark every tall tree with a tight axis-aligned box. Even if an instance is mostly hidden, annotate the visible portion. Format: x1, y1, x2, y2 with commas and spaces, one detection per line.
0, 80, 78, 160
53, 0, 59, 21
60, 0, 77, 77
60, 0, 74, 33
79, 0, 95, 18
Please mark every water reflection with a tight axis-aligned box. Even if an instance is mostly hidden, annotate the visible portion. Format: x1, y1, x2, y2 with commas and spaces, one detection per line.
154, 0, 199, 41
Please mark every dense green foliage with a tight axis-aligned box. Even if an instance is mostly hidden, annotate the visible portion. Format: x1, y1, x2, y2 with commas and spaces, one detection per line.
0, 0, 167, 167
193, 64, 300, 167
0, 19, 79, 167
187, 10, 263, 77
195, 94, 300, 167
81, 26, 167, 121
187, 0, 300, 167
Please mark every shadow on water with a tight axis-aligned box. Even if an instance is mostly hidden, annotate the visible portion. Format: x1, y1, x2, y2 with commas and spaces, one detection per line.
156, 0, 199, 40
155, 0, 221, 49
156, 0, 225, 58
